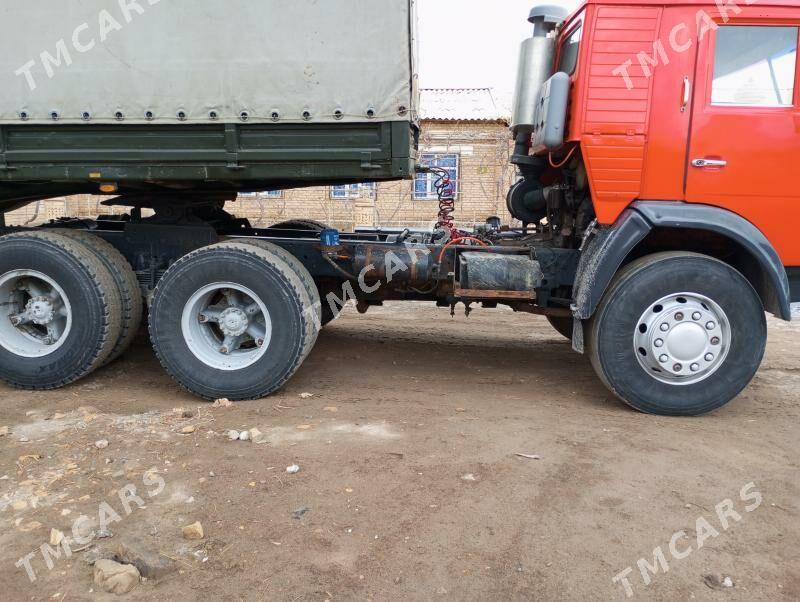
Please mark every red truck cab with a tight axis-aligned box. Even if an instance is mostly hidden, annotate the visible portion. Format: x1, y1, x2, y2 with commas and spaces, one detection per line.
558, 0, 800, 268
507, 0, 799, 414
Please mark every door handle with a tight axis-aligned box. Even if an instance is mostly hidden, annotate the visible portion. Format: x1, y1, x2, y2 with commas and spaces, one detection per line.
681, 76, 691, 112
692, 158, 727, 168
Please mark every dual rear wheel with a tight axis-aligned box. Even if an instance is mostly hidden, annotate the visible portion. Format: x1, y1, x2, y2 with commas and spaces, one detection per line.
0, 232, 323, 400
0, 230, 140, 389
148, 241, 321, 400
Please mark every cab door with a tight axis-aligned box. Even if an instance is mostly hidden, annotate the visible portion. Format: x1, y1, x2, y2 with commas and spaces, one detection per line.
685, 11, 800, 265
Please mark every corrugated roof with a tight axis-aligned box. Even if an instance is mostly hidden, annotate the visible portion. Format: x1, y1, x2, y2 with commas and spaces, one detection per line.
419, 88, 510, 123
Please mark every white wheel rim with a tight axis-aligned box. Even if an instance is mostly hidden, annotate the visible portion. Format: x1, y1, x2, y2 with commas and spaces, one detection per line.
181, 282, 272, 371
634, 292, 731, 386
0, 270, 73, 358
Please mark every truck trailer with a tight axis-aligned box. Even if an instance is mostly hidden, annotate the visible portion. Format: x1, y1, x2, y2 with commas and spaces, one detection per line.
0, 0, 798, 416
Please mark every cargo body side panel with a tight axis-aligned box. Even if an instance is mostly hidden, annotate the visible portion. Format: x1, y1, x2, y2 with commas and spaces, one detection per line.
0, 0, 416, 125
0, 0, 418, 210
0, 122, 415, 210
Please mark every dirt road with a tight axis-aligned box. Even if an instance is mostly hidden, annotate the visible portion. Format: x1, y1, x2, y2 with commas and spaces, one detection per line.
1, 303, 798, 600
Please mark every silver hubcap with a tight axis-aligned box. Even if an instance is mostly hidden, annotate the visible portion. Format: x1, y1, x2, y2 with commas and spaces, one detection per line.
0, 270, 72, 357
181, 283, 272, 371
634, 293, 730, 385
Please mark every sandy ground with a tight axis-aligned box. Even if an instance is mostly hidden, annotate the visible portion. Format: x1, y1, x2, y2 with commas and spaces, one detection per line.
0, 302, 798, 601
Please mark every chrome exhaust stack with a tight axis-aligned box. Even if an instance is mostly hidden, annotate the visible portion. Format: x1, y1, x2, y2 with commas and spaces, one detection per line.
508, 5, 569, 224
511, 5, 569, 137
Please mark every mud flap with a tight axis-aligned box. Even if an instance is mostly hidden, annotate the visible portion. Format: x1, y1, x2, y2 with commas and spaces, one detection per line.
571, 210, 651, 322
571, 318, 585, 354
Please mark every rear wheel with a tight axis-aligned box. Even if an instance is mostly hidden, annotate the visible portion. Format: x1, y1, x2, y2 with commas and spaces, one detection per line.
0, 231, 122, 389
236, 238, 341, 328
47, 229, 143, 365
149, 242, 320, 400
587, 252, 767, 416
229, 238, 324, 337
260, 224, 342, 327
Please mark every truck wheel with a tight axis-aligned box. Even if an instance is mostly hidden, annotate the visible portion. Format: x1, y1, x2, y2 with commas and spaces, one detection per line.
587, 252, 767, 416
233, 238, 340, 328
47, 230, 143, 365
149, 242, 320, 400
227, 238, 323, 339
546, 316, 573, 340
0, 231, 123, 389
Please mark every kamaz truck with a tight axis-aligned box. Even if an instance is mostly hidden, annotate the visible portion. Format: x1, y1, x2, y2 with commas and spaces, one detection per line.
1, 0, 798, 416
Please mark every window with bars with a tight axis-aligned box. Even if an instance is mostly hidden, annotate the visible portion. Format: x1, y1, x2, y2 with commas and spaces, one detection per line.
414, 153, 459, 200
330, 183, 376, 200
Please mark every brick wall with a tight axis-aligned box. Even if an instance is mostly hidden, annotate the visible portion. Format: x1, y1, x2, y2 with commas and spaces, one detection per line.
4, 120, 518, 231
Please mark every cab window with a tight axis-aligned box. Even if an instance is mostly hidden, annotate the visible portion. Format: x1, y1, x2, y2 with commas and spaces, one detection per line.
712, 26, 798, 106
557, 25, 582, 75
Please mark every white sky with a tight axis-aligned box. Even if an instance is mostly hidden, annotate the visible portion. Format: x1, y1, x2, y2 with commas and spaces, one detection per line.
417, 0, 580, 106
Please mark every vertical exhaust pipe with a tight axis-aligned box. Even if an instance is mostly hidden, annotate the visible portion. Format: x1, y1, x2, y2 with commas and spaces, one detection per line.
511, 5, 568, 165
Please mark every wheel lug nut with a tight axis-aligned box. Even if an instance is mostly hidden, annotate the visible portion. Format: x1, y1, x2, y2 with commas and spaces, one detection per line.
660, 323, 669, 332
692, 312, 702, 321
705, 353, 714, 362
690, 363, 700, 372
659, 355, 669, 364
675, 312, 684, 321
706, 322, 716, 330
673, 364, 683, 372
654, 339, 664, 348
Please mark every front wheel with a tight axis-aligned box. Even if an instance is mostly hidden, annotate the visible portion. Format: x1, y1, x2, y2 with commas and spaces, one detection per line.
587, 252, 767, 416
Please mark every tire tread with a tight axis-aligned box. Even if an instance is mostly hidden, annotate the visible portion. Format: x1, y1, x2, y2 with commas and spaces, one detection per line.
0, 230, 123, 389
46, 229, 143, 365
149, 241, 319, 400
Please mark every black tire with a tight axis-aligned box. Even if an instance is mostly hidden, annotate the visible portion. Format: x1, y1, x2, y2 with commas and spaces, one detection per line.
228, 238, 323, 341
149, 242, 320, 400
234, 238, 342, 328
587, 252, 767, 416
47, 229, 143, 365
270, 219, 328, 232
0, 231, 123, 389
262, 224, 341, 326
546, 315, 573, 340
